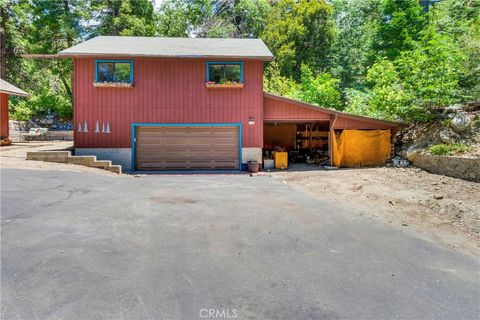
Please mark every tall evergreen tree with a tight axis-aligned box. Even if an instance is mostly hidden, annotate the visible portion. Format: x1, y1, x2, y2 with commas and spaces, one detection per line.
373, 0, 427, 60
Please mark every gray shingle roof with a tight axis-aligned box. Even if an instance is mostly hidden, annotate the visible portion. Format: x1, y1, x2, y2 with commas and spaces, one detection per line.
58, 36, 273, 60
0, 79, 29, 97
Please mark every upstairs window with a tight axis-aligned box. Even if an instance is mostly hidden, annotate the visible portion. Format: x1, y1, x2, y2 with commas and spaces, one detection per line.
206, 62, 243, 84
95, 60, 133, 83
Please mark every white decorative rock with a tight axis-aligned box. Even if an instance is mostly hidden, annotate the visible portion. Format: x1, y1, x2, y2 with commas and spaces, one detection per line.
439, 129, 458, 144
450, 112, 469, 133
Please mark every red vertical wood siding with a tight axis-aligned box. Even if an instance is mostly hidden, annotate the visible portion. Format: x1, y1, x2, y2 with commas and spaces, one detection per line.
0, 93, 9, 138
73, 58, 264, 148
264, 95, 330, 122
264, 95, 399, 130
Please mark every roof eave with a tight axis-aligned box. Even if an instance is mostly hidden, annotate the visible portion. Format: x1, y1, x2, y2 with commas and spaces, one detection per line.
0, 89, 30, 97
57, 52, 274, 61
264, 92, 403, 127
0, 79, 30, 97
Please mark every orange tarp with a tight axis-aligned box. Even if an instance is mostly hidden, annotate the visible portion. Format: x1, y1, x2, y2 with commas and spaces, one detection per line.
331, 129, 391, 167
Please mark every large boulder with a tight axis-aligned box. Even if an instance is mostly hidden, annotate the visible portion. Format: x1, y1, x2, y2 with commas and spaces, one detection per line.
439, 129, 458, 144
450, 112, 470, 133
406, 147, 422, 162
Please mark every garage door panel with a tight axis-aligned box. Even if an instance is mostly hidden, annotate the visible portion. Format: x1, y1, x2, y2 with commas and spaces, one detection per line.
135, 125, 240, 170
138, 155, 239, 162
138, 138, 238, 144
137, 145, 239, 152
136, 154, 239, 161
139, 161, 240, 170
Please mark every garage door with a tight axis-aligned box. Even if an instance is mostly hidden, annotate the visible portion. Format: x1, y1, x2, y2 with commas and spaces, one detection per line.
135, 125, 240, 170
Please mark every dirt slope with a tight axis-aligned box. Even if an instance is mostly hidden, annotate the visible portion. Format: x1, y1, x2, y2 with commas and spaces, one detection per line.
272, 167, 480, 256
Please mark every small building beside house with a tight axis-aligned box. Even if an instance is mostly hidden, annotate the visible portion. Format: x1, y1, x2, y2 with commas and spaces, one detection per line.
0, 79, 30, 146
263, 93, 400, 168
58, 36, 400, 171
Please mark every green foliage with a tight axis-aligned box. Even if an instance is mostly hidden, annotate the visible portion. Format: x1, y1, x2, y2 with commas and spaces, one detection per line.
28, 0, 88, 51
338, 0, 477, 122
10, 90, 72, 120
89, 0, 157, 36
157, 0, 191, 37
263, 62, 300, 98
346, 41, 461, 122
458, 17, 480, 101
369, 60, 421, 121
231, 0, 270, 37
396, 25, 462, 111
346, 60, 411, 121
431, 0, 479, 39
330, 0, 382, 87
428, 143, 474, 156
3, 0, 80, 121
428, 0, 480, 101
8, 99, 34, 121
441, 119, 452, 127
373, 0, 426, 60
157, 0, 270, 38
261, 0, 335, 78
344, 88, 370, 116
298, 64, 342, 110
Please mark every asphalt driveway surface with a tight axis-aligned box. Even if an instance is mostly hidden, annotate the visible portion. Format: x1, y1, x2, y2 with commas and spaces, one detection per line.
1, 168, 479, 319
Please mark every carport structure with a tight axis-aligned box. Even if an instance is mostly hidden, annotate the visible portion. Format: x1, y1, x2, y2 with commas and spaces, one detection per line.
263, 93, 401, 167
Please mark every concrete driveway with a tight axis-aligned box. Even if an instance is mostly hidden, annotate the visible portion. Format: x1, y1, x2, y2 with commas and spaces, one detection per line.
1, 168, 479, 320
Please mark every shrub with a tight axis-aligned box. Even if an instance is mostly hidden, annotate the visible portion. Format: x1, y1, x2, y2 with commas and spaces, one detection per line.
299, 64, 342, 110
9, 101, 34, 121
428, 143, 474, 156
396, 26, 462, 112
264, 62, 301, 99
9, 91, 72, 120
344, 88, 370, 116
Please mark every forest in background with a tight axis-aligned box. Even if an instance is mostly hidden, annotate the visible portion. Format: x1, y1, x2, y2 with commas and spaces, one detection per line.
1, 0, 479, 123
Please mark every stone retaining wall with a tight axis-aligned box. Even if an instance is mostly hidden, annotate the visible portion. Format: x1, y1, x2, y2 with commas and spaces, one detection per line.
9, 131, 73, 142
410, 153, 480, 182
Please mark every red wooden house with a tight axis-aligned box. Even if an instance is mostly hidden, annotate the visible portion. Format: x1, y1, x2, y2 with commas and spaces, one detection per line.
1, 79, 30, 145
58, 36, 399, 171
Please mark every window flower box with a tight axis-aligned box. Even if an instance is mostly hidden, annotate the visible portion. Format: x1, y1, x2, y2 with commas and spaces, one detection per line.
205, 81, 244, 89
93, 82, 134, 88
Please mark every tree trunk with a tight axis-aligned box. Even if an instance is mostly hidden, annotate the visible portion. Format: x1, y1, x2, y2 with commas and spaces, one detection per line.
61, 0, 73, 104
0, 5, 7, 79
59, 71, 72, 102
62, 0, 73, 47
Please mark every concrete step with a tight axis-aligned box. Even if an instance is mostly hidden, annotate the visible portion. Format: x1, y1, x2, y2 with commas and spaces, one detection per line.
26, 151, 71, 162
67, 155, 97, 166
26, 151, 122, 174
91, 160, 112, 169
107, 165, 122, 174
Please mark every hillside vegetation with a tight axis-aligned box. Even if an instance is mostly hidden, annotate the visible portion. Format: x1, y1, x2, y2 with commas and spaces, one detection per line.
2, 0, 479, 124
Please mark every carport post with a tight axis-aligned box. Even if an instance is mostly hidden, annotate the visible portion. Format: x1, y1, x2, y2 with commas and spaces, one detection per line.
328, 114, 338, 165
